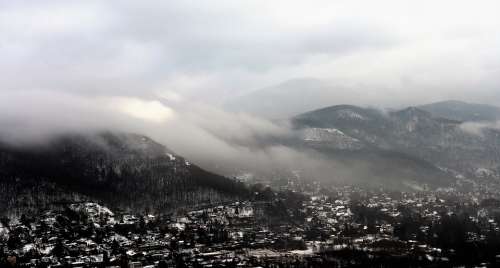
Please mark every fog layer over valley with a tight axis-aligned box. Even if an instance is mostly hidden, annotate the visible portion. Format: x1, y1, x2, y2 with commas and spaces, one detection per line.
3, 87, 500, 192
3, 1, 500, 191
5, 2, 500, 267
0, 90, 399, 189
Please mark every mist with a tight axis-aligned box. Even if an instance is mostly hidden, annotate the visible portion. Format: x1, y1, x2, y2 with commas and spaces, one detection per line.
0, 88, 410, 188
2, 1, 500, 186
460, 121, 500, 136
4, 2, 500, 265
0, 89, 311, 179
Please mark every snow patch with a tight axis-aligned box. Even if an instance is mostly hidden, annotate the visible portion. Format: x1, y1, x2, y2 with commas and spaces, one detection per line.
337, 109, 367, 121
302, 128, 363, 150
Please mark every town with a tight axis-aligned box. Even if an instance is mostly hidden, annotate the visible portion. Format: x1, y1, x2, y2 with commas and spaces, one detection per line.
2, 181, 500, 267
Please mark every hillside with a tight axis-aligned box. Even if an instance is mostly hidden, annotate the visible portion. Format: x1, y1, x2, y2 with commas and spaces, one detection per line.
0, 132, 248, 217
419, 100, 500, 122
292, 104, 500, 187
224, 78, 358, 119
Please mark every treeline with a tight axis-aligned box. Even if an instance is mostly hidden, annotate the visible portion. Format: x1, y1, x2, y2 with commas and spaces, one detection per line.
349, 198, 500, 266
0, 133, 249, 217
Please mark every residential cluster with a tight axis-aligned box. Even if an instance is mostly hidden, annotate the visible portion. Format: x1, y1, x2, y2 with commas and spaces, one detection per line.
2, 183, 500, 267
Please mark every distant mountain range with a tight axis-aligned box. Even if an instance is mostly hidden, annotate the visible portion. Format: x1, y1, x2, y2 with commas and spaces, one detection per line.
0, 133, 248, 217
3, 99, 500, 216
226, 78, 500, 122
225, 78, 363, 119
290, 101, 500, 189
227, 82, 500, 188
419, 100, 500, 122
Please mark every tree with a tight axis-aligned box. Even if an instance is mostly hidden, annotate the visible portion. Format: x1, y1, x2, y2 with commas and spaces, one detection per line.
0, 218, 10, 230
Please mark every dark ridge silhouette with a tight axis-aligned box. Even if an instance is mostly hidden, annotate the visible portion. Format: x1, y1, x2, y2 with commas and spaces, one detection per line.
0, 132, 249, 216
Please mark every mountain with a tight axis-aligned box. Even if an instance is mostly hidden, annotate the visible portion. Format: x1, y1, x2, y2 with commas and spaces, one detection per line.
225, 78, 363, 119
292, 104, 500, 188
0, 132, 248, 217
419, 100, 500, 122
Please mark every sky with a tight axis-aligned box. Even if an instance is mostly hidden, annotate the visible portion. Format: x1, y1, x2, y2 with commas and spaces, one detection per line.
1, 0, 500, 174
2, 0, 500, 104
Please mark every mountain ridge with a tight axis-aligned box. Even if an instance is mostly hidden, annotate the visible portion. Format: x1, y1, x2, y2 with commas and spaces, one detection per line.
419, 100, 500, 122
291, 102, 500, 187
0, 132, 248, 217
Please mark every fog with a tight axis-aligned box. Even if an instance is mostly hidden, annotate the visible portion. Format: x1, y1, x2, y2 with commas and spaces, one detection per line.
460, 121, 500, 136
0, 90, 303, 178
0, 89, 406, 186
2, 1, 500, 182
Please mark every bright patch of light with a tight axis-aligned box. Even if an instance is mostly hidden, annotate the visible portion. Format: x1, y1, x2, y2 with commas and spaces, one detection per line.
109, 97, 174, 123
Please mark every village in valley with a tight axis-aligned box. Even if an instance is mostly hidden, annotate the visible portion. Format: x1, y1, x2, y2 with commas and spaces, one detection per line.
3, 179, 500, 268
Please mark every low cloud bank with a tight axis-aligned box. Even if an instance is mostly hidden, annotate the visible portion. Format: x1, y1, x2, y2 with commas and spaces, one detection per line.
0, 90, 314, 180
460, 121, 500, 136
0, 90, 459, 187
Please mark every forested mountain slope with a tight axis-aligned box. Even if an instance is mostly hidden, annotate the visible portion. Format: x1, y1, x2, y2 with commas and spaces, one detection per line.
0, 132, 248, 217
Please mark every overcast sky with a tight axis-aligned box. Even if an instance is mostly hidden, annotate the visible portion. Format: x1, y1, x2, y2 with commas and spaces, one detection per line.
2, 0, 500, 176
2, 0, 500, 105
2, 1, 500, 140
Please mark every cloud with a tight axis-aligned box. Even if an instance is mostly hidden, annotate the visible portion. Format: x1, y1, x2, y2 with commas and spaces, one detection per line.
2, 0, 499, 107
0, 90, 154, 144
460, 121, 500, 136
2, 0, 500, 186
108, 97, 175, 123
0, 1, 398, 101
0, 88, 365, 185
0, 89, 298, 177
